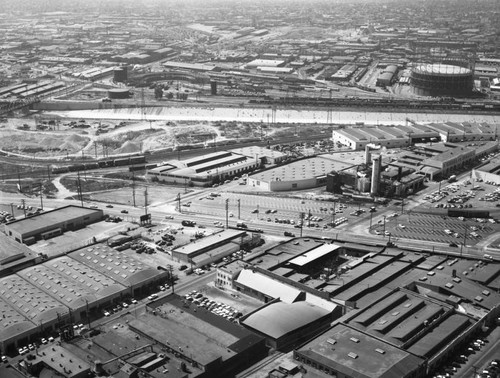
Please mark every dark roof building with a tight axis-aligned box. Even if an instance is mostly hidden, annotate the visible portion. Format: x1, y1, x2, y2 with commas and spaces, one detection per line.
295, 323, 425, 378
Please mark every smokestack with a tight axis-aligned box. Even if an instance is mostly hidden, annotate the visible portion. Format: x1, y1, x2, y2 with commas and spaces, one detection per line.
365, 145, 371, 166
398, 166, 403, 181
371, 155, 381, 196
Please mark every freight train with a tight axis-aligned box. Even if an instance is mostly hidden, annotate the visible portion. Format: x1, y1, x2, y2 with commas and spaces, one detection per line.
51, 155, 146, 174
249, 97, 500, 111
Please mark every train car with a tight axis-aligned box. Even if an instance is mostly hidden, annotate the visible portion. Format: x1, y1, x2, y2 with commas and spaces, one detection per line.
51, 166, 70, 174
68, 164, 85, 172
129, 155, 146, 165
114, 157, 131, 166
84, 162, 100, 170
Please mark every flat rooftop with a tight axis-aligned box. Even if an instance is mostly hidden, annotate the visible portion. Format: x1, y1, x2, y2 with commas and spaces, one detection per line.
297, 323, 423, 378
250, 156, 354, 182
0, 233, 34, 265
173, 229, 246, 257
130, 296, 262, 367
229, 146, 285, 159
4, 205, 102, 235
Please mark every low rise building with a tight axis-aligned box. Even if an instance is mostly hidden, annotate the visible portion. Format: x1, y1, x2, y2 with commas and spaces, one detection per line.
147, 150, 260, 187
3, 205, 103, 245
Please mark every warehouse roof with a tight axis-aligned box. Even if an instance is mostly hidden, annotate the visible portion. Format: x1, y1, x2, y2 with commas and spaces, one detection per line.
288, 244, 341, 267
0, 275, 68, 324
407, 314, 472, 358
242, 301, 331, 339
0, 297, 35, 341
250, 156, 353, 182
236, 269, 302, 303
298, 323, 424, 378
4, 205, 102, 235
69, 245, 159, 286
173, 229, 246, 257
18, 256, 125, 309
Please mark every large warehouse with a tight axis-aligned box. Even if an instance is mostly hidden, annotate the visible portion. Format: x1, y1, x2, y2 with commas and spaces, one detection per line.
0, 243, 169, 355
410, 63, 473, 96
3, 206, 104, 245
147, 150, 260, 187
240, 300, 336, 351
247, 156, 356, 192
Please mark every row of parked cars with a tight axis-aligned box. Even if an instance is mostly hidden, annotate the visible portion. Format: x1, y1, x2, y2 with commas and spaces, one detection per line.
103, 298, 138, 316
184, 291, 242, 323
17, 335, 56, 356
432, 338, 490, 378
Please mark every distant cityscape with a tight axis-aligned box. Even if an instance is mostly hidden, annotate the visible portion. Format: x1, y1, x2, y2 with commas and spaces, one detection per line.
0, 1, 500, 378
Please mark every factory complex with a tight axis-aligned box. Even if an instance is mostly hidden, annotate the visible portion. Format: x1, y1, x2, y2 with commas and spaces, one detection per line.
214, 237, 500, 377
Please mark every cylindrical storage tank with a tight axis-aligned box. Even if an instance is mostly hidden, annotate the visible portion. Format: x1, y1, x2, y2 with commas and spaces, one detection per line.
107, 88, 130, 99
371, 156, 381, 196
410, 63, 473, 96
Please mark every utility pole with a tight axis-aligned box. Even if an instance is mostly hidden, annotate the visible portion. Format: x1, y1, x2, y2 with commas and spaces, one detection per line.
383, 215, 386, 236
21, 199, 27, 218
132, 170, 136, 207
47, 165, 51, 182
237, 199, 241, 220
77, 172, 84, 207
144, 187, 148, 216
177, 193, 181, 213
308, 209, 312, 228
225, 198, 229, 229
167, 265, 175, 294
39, 182, 43, 210
94, 141, 97, 158
300, 212, 304, 237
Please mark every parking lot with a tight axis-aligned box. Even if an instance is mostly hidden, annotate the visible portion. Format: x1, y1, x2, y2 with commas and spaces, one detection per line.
371, 212, 499, 246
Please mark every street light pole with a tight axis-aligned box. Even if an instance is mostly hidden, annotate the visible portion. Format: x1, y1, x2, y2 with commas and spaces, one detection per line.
225, 198, 229, 228
383, 215, 386, 236
237, 199, 241, 220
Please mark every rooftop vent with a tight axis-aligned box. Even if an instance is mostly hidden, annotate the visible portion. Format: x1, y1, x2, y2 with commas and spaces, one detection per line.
375, 348, 385, 354
327, 338, 336, 345
348, 352, 358, 359
350, 337, 360, 343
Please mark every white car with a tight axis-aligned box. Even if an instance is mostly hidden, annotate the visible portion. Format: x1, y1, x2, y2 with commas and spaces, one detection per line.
122, 302, 128, 308
131, 298, 138, 304
103, 310, 110, 317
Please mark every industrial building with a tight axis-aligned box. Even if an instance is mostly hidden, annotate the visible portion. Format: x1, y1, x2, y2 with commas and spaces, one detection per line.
172, 229, 251, 265
229, 145, 286, 165
294, 323, 426, 378
220, 237, 500, 376
147, 150, 260, 187
472, 154, 500, 184
331, 124, 440, 151
410, 63, 474, 96
18, 344, 91, 378
240, 300, 337, 351
0, 233, 39, 277
3, 205, 104, 245
426, 121, 497, 143
247, 156, 356, 192
0, 243, 169, 355
129, 294, 267, 377
376, 65, 399, 87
